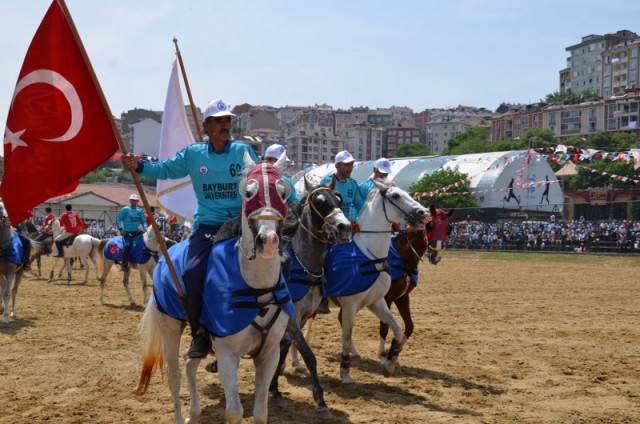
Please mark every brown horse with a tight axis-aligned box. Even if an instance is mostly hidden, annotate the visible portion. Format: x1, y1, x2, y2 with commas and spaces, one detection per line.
377, 205, 454, 359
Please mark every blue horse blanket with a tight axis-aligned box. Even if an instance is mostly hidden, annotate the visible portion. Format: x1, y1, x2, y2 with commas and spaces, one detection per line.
2, 233, 27, 266
324, 241, 388, 298
103, 235, 156, 264
153, 237, 295, 337
388, 238, 419, 286
285, 246, 325, 303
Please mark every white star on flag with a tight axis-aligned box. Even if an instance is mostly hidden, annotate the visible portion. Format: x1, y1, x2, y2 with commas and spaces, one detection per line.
3, 127, 28, 151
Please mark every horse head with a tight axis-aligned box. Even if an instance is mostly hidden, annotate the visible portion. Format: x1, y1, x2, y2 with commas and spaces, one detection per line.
424, 205, 455, 265
370, 179, 428, 227
301, 175, 352, 243
142, 225, 160, 252
239, 152, 290, 260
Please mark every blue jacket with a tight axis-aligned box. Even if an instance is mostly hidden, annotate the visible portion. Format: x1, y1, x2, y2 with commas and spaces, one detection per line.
138, 140, 259, 230
116, 206, 147, 232
319, 174, 364, 221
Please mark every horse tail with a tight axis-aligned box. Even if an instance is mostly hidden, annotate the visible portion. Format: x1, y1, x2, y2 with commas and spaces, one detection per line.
135, 301, 165, 396
96, 239, 108, 278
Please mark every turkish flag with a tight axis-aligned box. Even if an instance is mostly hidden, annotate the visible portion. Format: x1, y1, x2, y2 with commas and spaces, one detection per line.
1, 1, 119, 224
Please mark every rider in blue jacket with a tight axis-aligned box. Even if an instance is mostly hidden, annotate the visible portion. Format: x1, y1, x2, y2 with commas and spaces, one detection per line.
116, 194, 147, 272
319, 150, 365, 222
121, 99, 260, 358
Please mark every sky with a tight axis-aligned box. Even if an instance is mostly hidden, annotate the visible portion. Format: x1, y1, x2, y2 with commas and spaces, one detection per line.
2, 0, 640, 142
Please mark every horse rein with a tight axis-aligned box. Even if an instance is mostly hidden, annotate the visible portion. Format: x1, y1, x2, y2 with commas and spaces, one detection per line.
298, 186, 344, 244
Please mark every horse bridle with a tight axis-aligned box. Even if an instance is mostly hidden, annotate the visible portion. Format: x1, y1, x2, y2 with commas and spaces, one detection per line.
357, 188, 423, 234
397, 230, 426, 263
239, 211, 285, 261
297, 186, 344, 244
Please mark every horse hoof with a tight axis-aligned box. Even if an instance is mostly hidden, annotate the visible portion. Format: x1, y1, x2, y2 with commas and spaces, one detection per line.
382, 364, 396, 377
315, 407, 333, 419
342, 381, 357, 390
293, 364, 308, 374
205, 361, 218, 373
272, 396, 288, 408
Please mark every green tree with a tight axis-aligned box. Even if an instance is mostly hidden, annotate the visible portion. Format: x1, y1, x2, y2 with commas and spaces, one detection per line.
445, 127, 490, 153
543, 90, 599, 104
409, 168, 477, 209
568, 159, 639, 190
393, 142, 432, 158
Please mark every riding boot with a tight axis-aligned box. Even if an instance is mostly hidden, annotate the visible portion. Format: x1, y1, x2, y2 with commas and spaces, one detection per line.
54, 240, 65, 257
121, 244, 131, 272
317, 297, 330, 314
185, 296, 211, 358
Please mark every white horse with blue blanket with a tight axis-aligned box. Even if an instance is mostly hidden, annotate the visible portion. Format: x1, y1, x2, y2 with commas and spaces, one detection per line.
97, 225, 162, 306
0, 202, 27, 326
323, 179, 428, 386
136, 154, 293, 424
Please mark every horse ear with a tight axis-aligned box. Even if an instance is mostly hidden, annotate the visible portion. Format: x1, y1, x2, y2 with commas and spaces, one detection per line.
273, 153, 287, 173
447, 209, 455, 218
429, 204, 436, 216
328, 175, 336, 191
304, 173, 314, 193
372, 178, 386, 192
277, 179, 291, 202
243, 150, 256, 176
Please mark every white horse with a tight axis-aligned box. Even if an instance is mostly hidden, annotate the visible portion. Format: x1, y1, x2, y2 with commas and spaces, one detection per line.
49, 220, 102, 285
136, 153, 292, 424
0, 202, 26, 326
96, 225, 161, 307
323, 179, 429, 386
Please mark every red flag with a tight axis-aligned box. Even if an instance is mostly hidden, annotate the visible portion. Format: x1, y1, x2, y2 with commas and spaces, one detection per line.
1, 1, 119, 224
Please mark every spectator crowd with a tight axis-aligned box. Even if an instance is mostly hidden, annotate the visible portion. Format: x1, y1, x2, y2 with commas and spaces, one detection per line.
447, 215, 640, 254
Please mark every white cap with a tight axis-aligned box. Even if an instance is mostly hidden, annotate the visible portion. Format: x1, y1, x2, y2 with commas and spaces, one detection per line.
203, 99, 236, 119
334, 150, 355, 164
374, 158, 391, 174
129, 194, 139, 201
264, 144, 286, 159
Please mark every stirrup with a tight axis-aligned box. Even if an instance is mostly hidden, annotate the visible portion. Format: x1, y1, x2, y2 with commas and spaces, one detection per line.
187, 334, 211, 359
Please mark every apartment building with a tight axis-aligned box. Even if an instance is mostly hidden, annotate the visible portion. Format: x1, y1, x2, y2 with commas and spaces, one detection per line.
386, 126, 420, 156
602, 38, 640, 97
562, 30, 638, 96
543, 101, 604, 139
339, 122, 384, 161
490, 103, 545, 141
427, 108, 493, 154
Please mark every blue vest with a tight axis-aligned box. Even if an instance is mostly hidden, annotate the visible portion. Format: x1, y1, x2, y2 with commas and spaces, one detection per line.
103, 235, 157, 264
323, 241, 388, 297
153, 237, 295, 337
388, 238, 419, 286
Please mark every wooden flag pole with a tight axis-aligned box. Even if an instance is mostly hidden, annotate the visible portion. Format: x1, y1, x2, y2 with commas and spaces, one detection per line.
173, 37, 204, 142
57, 0, 186, 298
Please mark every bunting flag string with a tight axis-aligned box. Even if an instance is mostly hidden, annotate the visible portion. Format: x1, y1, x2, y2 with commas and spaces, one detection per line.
573, 164, 640, 185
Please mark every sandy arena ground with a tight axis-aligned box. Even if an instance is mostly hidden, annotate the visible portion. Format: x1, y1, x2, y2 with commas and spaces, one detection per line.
1, 251, 639, 423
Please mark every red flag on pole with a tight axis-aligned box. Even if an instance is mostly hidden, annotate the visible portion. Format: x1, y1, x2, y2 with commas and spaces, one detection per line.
1, 1, 119, 224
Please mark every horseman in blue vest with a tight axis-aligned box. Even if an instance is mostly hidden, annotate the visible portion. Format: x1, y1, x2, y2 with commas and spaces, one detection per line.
319, 150, 365, 222
359, 157, 391, 199
116, 194, 147, 272
121, 98, 260, 359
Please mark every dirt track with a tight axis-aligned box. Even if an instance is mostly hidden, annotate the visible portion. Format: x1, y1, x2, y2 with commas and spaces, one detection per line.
1, 252, 639, 423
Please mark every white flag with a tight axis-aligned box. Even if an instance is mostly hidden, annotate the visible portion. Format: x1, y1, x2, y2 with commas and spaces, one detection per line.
156, 59, 197, 221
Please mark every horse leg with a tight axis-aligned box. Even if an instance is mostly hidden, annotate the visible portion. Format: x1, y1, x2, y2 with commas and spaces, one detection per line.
254, 343, 286, 424
10, 271, 22, 320
338, 304, 358, 387
378, 293, 394, 358
291, 317, 314, 372
215, 345, 243, 424
1, 273, 13, 326
368, 298, 406, 377
48, 258, 58, 283
99, 260, 115, 305
284, 318, 331, 418
184, 356, 204, 424
269, 330, 292, 407
79, 256, 90, 285
36, 255, 42, 278
140, 266, 150, 306
66, 260, 73, 286
122, 270, 135, 306
337, 308, 361, 360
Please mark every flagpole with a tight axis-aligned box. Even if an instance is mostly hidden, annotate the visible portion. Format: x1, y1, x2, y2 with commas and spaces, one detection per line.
173, 37, 204, 142
56, 0, 186, 299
